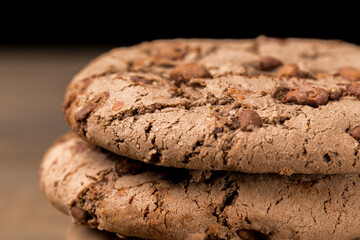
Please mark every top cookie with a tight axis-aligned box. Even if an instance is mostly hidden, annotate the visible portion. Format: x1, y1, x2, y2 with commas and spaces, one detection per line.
64, 36, 360, 174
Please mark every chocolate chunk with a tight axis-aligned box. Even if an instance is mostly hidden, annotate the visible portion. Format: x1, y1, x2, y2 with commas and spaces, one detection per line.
130, 75, 153, 85
158, 44, 188, 60
328, 87, 344, 100
258, 56, 282, 71
112, 101, 125, 111
92, 91, 110, 104
282, 85, 329, 107
170, 63, 212, 86
115, 158, 146, 177
239, 110, 263, 131
345, 83, 360, 99
70, 206, 89, 224
277, 64, 299, 78
74, 104, 94, 121
276, 64, 313, 79
213, 127, 223, 134
339, 67, 360, 81
350, 126, 360, 143
296, 70, 314, 79
237, 229, 267, 240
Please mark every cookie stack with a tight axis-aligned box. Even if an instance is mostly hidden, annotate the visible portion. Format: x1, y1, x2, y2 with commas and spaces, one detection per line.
40, 37, 360, 240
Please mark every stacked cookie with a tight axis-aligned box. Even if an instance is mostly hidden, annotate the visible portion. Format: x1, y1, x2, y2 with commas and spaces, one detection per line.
40, 37, 360, 240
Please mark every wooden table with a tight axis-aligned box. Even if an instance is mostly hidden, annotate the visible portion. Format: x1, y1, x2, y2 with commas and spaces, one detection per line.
0, 46, 112, 240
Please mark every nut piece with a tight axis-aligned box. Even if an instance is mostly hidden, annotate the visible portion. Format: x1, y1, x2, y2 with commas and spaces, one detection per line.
170, 63, 212, 86
282, 85, 329, 107
74, 104, 94, 121
239, 110, 263, 131
259, 56, 283, 71
328, 87, 344, 100
345, 83, 360, 99
350, 126, 360, 143
339, 67, 360, 81
70, 206, 89, 224
158, 44, 188, 60
277, 64, 299, 78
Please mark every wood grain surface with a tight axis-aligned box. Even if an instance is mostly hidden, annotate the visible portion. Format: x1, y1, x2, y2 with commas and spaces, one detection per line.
0, 46, 111, 240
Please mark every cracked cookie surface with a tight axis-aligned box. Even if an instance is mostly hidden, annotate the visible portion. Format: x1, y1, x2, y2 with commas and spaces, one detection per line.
41, 133, 360, 240
64, 37, 360, 174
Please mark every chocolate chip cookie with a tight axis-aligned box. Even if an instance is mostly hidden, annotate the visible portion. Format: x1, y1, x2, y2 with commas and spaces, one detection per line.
41, 133, 360, 239
64, 37, 360, 174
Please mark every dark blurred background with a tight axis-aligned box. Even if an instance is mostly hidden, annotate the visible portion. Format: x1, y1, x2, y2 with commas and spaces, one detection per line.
1, 5, 360, 46
0, 7, 358, 240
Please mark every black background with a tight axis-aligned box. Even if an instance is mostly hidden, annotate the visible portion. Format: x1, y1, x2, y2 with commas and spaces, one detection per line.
1, 5, 359, 46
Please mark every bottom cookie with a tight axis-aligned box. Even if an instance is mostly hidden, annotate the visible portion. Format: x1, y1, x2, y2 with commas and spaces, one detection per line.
41, 133, 360, 240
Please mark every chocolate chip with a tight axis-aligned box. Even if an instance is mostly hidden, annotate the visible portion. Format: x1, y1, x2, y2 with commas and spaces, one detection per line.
339, 67, 360, 81
114, 158, 146, 177
74, 104, 94, 121
345, 83, 360, 99
130, 75, 153, 85
237, 229, 267, 240
276, 64, 313, 79
158, 44, 188, 60
92, 91, 110, 104
213, 127, 223, 134
258, 56, 282, 71
112, 101, 125, 111
350, 126, 360, 143
239, 110, 263, 131
170, 63, 212, 87
328, 87, 344, 100
282, 85, 329, 107
277, 64, 299, 78
297, 70, 314, 79
70, 206, 89, 224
